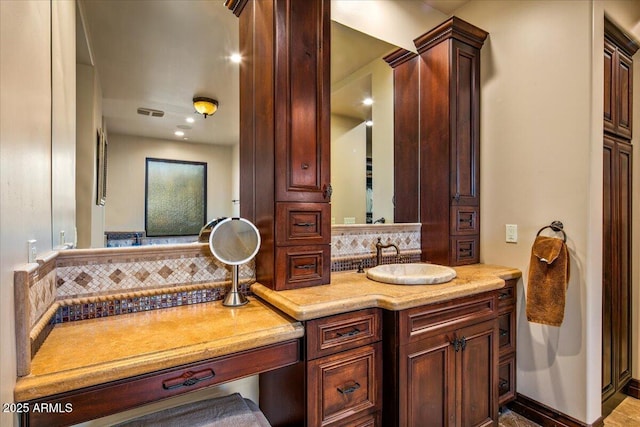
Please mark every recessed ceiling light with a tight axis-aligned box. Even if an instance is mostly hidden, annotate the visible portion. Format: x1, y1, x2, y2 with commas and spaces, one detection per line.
363, 98, 373, 106
230, 53, 242, 63
186, 117, 195, 123
365, 120, 374, 127
183, 137, 189, 140
174, 130, 185, 137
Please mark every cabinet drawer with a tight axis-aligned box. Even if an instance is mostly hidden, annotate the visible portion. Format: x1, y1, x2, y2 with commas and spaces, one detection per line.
450, 236, 479, 265
307, 309, 381, 360
399, 291, 498, 344
308, 343, 382, 427
276, 202, 331, 245
498, 354, 516, 406
498, 309, 516, 355
450, 206, 479, 235
275, 245, 330, 290
498, 279, 517, 308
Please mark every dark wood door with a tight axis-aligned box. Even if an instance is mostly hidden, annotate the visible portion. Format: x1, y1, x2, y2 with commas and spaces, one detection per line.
274, 0, 330, 203
399, 331, 456, 427
602, 134, 633, 405
457, 319, 498, 427
398, 319, 497, 427
450, 40, 480, 208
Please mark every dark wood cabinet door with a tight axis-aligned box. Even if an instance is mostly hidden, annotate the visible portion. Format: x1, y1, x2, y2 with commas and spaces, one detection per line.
604, 38, 617, 135
450, 40, 480, 207
616, 50, 633, 139
614, 140, 632, 387
274, 0, 330, 203
602, 134, 633, 403
457, 319, 498, 427
400, 331, 456, 427
602, 137, 615, 398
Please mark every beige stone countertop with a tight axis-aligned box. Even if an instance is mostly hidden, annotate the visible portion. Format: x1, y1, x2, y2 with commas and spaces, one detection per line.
252, 264, 522, 321
15, 297, 303, 402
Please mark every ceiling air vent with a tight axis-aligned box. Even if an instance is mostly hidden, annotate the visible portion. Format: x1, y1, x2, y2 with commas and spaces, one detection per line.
137, 107, 164, 118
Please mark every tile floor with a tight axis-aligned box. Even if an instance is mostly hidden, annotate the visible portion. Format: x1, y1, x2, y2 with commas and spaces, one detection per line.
498, 397, 640, 427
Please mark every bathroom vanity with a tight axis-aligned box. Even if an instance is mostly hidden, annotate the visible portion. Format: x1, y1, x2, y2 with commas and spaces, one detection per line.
15, 264, 519, 427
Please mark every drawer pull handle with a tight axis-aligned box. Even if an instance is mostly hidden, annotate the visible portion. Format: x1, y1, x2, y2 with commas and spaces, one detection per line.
293, 222, 316, 227
336, 328, 360, 338
460, 217, 473, 225
162, 369, 215, 390
498, 292, 509, 300
459, 249, 472, 256
295, 263, 316, 270
499, 378, 509, 390
499, 328, 508, 337
337, 381, 361, 395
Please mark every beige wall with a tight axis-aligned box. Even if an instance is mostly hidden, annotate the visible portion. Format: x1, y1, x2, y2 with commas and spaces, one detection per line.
76, 63, 105, 248
105, 134, 234, 233
332, 114, 367, 224
1, 2, 54, 425
454, 0, 640, 423
51, 0, 76, 249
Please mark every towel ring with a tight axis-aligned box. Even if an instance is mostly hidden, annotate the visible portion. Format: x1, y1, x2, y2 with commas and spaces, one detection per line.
536, 220, 566, 242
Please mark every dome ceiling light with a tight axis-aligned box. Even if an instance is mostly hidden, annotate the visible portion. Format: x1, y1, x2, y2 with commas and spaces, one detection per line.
193, 97, 219, 118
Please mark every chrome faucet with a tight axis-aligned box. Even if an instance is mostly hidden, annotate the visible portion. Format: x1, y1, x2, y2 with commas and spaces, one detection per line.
375, 237, 400, 266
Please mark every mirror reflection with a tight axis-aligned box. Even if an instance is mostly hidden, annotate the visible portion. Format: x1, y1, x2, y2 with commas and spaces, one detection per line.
66, 1, 403, 249
330, 22, 397, 225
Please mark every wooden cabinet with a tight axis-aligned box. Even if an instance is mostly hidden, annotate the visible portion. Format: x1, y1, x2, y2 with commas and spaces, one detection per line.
260, 309, 383, 426
383, 291, 500, 427
385, 17, 487, 266
602, 17, 637, 416
416, 17, 487, 266
604, 20, 635, 139
234, 0, 331, 290
602, 134, 633, 408
497, 279, 517, 406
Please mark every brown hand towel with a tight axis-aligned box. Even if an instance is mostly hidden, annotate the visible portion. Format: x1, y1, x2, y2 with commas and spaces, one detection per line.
526, 235, 570, 326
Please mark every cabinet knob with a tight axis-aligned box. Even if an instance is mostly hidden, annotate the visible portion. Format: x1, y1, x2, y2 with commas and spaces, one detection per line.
301, 163, 309, 170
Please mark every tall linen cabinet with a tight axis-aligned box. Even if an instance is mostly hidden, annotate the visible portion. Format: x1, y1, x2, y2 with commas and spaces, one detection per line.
230, 0, 332, 291
602, 17, 638, 415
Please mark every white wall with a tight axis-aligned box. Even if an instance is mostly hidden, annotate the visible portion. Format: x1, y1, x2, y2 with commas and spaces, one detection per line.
1, 2, 54, 426
105, 134, 234, 233
453, 0, 640, 423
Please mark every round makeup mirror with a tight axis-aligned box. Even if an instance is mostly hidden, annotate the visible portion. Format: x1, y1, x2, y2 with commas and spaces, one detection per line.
208, 217, 261, 307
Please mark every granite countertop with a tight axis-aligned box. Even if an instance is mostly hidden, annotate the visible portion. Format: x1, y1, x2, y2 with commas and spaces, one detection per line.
14, 298, 304, 402
252, 264, 522, 321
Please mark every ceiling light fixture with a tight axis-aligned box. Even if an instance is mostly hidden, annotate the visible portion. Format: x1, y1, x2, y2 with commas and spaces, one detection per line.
363, 97, 373, 106
193, 97, 219, 118
174, 130, 185, 137
185, 117, 195, 124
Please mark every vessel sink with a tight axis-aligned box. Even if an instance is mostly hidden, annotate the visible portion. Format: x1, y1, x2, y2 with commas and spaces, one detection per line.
366, 263, 456, 285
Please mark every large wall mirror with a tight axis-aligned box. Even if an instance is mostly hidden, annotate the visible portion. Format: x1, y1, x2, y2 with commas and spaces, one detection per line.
58, 0, 450, 249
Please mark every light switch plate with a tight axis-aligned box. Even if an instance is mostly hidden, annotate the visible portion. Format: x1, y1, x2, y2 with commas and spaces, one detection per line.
27, 240, 37, 263
505, 224, 518, 243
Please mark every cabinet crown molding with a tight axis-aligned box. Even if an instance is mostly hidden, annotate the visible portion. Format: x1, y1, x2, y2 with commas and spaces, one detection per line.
605, 16, 640, 57
414, 16, 488, 53
383, 48, 418, 69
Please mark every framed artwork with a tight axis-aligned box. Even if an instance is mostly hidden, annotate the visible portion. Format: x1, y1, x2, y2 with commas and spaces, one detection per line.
96, 128, 107, 206
145, 158, 207, 237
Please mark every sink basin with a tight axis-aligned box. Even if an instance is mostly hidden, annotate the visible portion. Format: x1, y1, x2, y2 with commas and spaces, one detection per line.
366, 263, 456, 285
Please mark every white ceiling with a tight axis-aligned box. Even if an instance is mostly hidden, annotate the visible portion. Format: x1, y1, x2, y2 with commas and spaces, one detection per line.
79, 0, 466, 146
